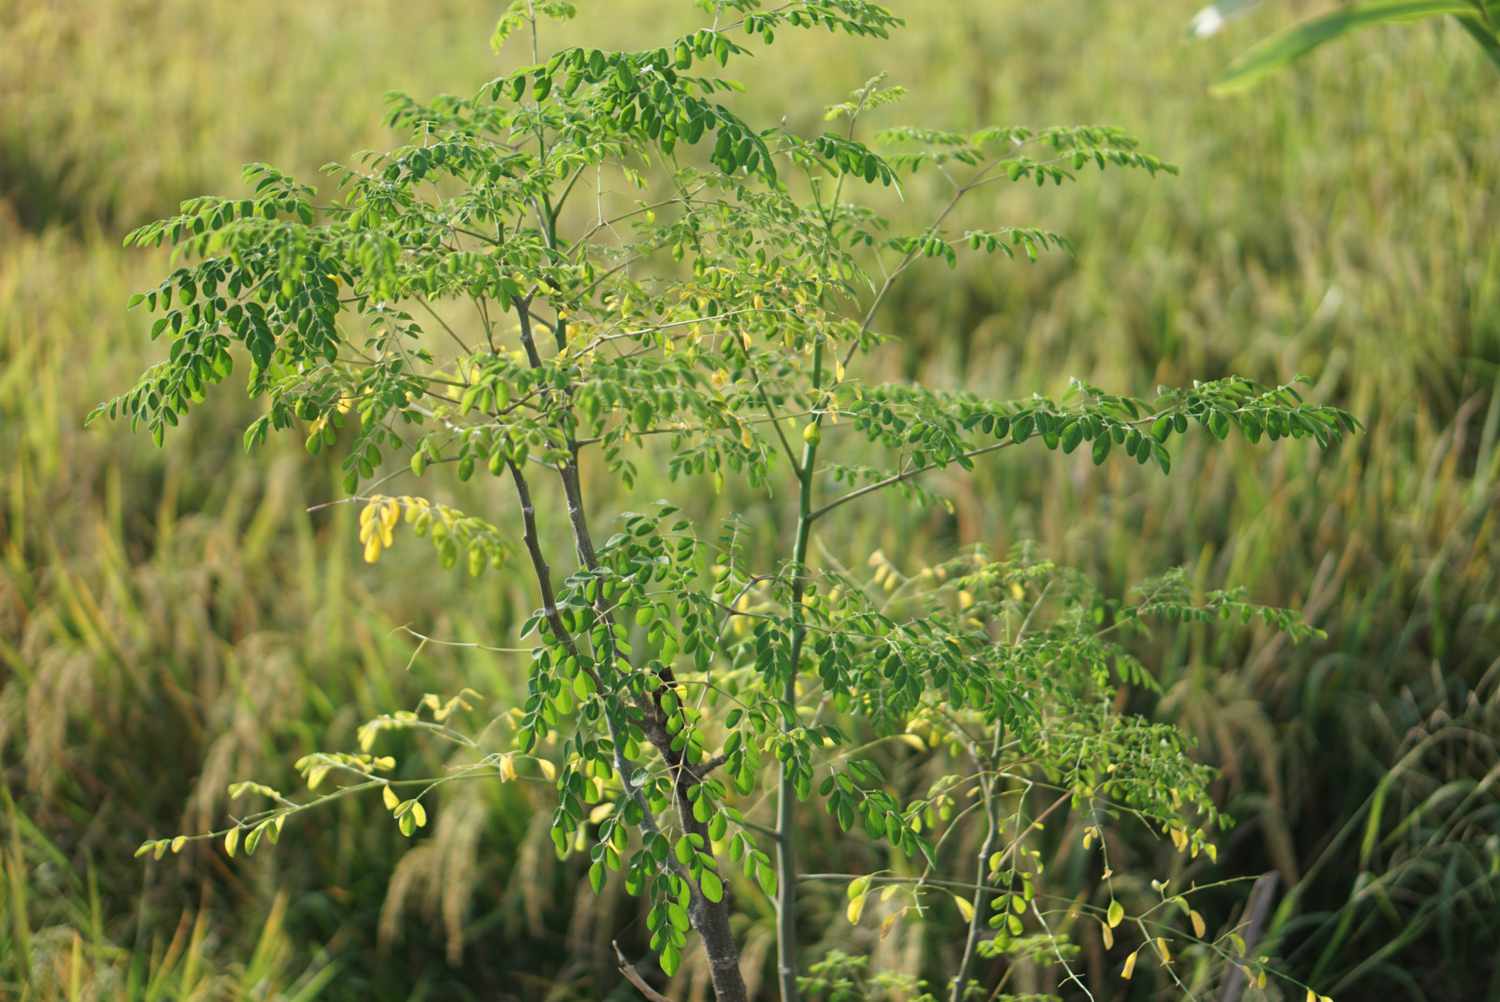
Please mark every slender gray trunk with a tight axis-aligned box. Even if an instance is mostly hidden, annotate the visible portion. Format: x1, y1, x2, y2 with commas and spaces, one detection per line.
511, 302, 749, 1002
948, 795, 999, 1002
557, 455, 749, 1002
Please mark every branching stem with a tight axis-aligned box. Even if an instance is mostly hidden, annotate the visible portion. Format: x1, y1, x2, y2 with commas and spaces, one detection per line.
775, 337, 824, 1002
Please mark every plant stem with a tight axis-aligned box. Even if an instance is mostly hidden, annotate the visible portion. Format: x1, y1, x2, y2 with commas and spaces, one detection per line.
808, 439, 1018, 523
949, 800, 999, 1002
505, 460, 660, 827
776, 339, 824, 1002
553, 445, 748, 1002
515, 290, 748, 1002
949, 720, 1005, 1002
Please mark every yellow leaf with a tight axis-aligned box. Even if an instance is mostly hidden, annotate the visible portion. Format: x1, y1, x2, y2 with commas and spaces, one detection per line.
952, 895, 975, 923
1121, 951, 1136, 980
1101, 921, 1114, 950
1107, 898, 1124, 929
846, 894, 867, 925
224, 828, 239, 858
1156, 937, 1171, 963
383, 785, 400, 811
1190, 909, 1206, 938
537, 758, 557, 781
498, 754, 517, 782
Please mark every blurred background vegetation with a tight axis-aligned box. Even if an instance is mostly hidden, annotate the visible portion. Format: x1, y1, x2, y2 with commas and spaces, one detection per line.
2, 1, 1497, 999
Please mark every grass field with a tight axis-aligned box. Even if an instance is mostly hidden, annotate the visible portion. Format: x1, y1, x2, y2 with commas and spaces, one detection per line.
3, 1, 1498, 999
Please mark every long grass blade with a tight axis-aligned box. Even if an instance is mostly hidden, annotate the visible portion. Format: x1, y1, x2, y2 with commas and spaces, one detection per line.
1213, 1, 1480, 94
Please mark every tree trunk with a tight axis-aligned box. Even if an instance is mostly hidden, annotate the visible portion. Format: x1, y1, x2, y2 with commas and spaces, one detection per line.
556, 456, 749, 1002
667, 747, 751, 1002
507, 458, 748, 1001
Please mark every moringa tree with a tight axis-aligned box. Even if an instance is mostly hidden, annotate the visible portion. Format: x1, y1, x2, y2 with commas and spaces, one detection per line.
99, 2, 1354, 999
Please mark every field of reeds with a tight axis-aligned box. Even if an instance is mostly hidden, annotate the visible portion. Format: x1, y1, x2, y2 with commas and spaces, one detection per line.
2, 1, 1497, 999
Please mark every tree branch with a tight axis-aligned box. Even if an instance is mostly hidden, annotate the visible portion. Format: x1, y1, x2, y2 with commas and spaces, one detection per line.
614, 941, 675, 1002
809, 439, 1018, 523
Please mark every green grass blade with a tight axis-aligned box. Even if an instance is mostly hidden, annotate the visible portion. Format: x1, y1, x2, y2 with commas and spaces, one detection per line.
1213, 1, 1478, 94
1454, 14, 1500, 68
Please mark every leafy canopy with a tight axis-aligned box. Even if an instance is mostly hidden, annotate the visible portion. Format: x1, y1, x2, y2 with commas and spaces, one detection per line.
100, 2, 1355, 999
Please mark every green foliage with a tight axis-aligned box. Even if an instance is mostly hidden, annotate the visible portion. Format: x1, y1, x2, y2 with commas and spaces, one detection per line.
92, 4, 1362, 1000
799, 950, 938, 1001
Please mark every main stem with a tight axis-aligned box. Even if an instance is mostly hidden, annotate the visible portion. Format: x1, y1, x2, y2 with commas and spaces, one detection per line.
554, 448, 747, 1002
949, 804, 998, 1002
776, 340, 823, 1002
948, 720, 1005, 1002
513, 289, 748, 1002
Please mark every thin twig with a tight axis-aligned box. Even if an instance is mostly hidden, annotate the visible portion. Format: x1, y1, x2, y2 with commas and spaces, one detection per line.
809, 439, 1018, 522
614, 941, 675, 1002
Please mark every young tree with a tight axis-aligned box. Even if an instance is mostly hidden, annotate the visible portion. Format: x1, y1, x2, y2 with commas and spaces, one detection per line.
99, 2, 1354, 999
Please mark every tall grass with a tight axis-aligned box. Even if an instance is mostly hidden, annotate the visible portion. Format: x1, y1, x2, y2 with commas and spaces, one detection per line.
4, 793, 338, 1002
2, 0, 1497, 998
